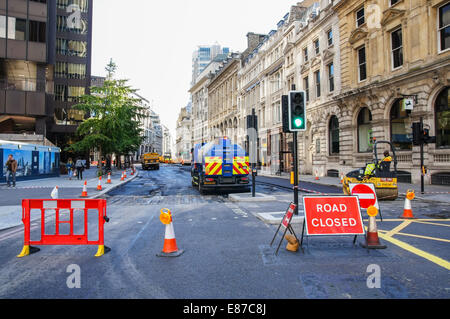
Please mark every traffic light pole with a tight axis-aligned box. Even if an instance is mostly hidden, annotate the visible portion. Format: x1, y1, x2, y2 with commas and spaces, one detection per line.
420, 117, 425, 194
252, 109, 256, 198
293, 131, 299, 215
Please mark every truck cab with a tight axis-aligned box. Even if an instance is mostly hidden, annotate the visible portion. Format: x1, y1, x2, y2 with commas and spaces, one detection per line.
141, 153, 160, 170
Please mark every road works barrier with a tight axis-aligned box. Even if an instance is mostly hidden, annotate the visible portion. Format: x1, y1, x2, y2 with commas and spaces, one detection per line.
17, 199, 110, 258
270, 203, 298, 255
157, 208, 184, 257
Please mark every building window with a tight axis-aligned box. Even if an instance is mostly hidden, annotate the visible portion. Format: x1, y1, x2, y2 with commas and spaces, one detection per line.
358, 46, 367, 82
435, 87, 450, 148
356, 7, 365, 27
329, 115, 340, 155
29, 20, 46, 42
327, 28, 333, 46
55, 62, 67, 78
438, 3, 450, 52
55, 84, 67, 102
303, 47, 308, 62
314, 70, 321, 98
358, 107, 373, 153
57, 0, 89, 12
390, 99, 412, 150
314, 39, 320, 55
390, 0, 400, 6
328, 63, 334, 92
391, 28, 403, 69
68, 63, 86, 79
304, 76, 309, 102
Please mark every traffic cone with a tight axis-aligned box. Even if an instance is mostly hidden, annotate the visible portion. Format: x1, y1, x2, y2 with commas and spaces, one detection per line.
81, 181, 88, 197
340, 172, 345, 184
106, 173, 112, 184
97, 176, 102, 191
157, 209, 184, 257
123, 170, 127, 179
401, 190, 416, 219
361, 206, 387, 249
51, 186, 59, 199
315, 170, 320, 181
120, 172, 124, 181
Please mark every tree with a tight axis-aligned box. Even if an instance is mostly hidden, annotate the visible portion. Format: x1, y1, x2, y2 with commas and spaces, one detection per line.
67, 61, 146, 175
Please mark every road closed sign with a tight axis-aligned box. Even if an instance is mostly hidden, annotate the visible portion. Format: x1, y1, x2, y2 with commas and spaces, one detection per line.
303, 196, 365, 236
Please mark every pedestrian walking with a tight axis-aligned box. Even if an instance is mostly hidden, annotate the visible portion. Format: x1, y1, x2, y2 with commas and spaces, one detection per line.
5, 154, 18, 188
75, 158, 85, 180
67, 158, 74, 180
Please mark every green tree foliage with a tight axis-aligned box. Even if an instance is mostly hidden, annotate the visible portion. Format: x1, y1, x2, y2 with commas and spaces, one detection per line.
67, 61, 146, 174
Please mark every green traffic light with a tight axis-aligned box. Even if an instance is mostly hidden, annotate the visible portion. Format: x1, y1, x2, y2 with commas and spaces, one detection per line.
294, 118, 303, 128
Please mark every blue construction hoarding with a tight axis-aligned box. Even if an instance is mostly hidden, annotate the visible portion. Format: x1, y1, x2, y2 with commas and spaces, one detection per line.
0, 140, 60, 182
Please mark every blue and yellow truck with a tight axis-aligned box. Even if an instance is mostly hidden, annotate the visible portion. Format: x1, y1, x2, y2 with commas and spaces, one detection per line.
191, 138, 251, 194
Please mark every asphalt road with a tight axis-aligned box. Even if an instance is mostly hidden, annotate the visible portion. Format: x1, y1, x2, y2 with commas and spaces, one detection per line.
0, 164, 449, 299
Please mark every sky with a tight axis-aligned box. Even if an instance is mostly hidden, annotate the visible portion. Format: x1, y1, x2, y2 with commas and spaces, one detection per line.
91, 0, 297, 140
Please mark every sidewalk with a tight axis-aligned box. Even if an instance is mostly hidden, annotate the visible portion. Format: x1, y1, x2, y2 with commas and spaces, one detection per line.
257, 170, 450, 204
0, 167, 139, 231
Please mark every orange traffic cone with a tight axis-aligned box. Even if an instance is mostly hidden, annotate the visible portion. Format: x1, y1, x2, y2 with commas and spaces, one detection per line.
106, 173, 112, 184
315, 170, 320, 181
401, 190, 416, 219
340, 172, 345, 184
97, 176, 102, 191
361, 206, 386, 249
120, 172, 124, 181
123, 171, 127, 179
157, 209, 184, 257
81, 181, 88, 197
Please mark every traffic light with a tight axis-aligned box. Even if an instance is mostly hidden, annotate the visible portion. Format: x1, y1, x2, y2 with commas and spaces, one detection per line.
288, 91, 307, 132
412, 122, 423, 146
412, 122, 436, 145
423, 128, 437, 144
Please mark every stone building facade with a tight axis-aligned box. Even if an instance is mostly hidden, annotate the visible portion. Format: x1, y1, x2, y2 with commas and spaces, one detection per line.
328, 0, 450, 184
207, 54, 240, 142
186, 0, 450, 185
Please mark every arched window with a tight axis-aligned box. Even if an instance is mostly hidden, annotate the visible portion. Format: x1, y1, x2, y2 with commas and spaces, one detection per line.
436, 87, 450, 148
390, 99, 412, 150
358, 107, 373, 153
329, 115, 340, 155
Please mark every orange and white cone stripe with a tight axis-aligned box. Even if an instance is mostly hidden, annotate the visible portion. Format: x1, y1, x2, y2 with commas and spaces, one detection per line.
361, 206, 386, 249
120, 172, 124, 181
157, 208, 184, 257
97, 176, 102, 191
81, 181, 88, 197
107, 173, 112, 184
401, 190, 416, 219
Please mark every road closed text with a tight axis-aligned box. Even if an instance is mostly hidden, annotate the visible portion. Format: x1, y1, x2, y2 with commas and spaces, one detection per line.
303, 196, 365, 236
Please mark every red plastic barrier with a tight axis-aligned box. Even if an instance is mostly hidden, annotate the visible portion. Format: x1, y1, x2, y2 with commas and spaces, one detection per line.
17, 199, 110, 258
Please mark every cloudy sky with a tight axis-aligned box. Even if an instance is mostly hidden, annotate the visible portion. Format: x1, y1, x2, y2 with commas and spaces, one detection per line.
91, 0, 296, 140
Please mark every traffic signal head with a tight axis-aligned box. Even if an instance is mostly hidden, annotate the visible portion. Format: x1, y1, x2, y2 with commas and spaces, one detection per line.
412, 122, 423, 146
289, 91, 306, 132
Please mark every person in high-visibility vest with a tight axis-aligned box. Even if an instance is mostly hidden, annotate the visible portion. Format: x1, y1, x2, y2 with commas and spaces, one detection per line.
364, 151, 392, 177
